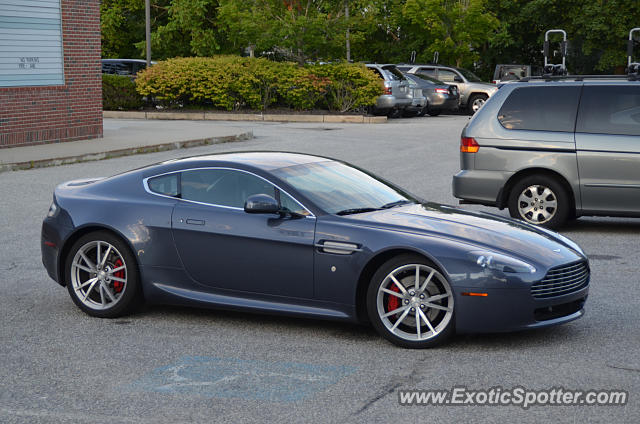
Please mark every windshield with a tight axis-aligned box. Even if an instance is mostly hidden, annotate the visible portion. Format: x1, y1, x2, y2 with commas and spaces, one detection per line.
410, 73, 443, 85
272, 161, 417, 214
457, 68, 482, 82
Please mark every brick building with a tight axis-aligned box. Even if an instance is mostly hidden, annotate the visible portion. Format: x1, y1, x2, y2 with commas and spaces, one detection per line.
0, 0, 103, 148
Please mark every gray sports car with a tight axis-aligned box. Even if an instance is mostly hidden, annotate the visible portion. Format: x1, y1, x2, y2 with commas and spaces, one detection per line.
41, 152, 590, 348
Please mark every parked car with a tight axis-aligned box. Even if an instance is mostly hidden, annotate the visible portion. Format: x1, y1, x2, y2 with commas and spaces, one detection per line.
42, 152, 589, 348
101, 59, 154, 77
492, 64, 531, 84
401, 73, 428, 117
402, 73, 459, 116
365, 64, 412, 117
399, 64, 497, 114
453, 76, 640, 228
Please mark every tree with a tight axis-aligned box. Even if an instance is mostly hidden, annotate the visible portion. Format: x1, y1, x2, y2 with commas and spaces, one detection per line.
218, 0, 350, 63
402, 0, 499, 68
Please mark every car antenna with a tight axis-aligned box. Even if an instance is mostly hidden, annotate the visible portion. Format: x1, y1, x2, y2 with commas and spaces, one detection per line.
543, 29, 569, 78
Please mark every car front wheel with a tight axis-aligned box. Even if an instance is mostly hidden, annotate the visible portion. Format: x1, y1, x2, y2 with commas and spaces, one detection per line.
507, 175, 570, 229
467, 94, 488, 114
367, 255, 455, 348
65, 231, 141, 318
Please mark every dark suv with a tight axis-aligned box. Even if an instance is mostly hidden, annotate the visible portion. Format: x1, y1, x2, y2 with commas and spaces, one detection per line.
453, 76, 640, 228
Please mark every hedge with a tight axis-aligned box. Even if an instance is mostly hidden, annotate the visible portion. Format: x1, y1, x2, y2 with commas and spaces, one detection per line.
134, 56, 383, 112
102, 74, 144, 110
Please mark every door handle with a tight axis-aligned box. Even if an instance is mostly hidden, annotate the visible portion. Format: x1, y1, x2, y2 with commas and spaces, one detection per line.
185, 219, 205, 226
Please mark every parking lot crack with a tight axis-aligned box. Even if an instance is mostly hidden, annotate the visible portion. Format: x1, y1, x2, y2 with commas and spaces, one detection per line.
607, 364, 640, 373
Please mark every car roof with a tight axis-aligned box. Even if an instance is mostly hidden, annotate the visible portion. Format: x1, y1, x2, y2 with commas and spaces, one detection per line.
159, 151, 333, 171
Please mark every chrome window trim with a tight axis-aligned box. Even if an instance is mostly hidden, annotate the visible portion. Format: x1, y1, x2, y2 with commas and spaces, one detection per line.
142, 167, 316, 218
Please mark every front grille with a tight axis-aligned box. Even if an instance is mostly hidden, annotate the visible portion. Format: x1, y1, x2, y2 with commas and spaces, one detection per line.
531, 261, 589, 299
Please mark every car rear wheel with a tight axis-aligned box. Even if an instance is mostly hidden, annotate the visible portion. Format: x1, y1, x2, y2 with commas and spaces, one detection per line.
507, 175, 570, 229
65, 232, 141, 318
367, 255, 455, 348
427, 109, 441, 116
467, 94, 488, 115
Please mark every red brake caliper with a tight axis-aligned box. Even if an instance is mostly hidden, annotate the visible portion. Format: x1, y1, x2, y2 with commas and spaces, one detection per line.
387, 284, 401, 314
113, 258, 124, 293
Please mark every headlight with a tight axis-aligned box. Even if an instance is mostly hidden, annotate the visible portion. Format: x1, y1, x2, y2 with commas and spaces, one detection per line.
469, 250, 536, 274
47, 202, 59, 217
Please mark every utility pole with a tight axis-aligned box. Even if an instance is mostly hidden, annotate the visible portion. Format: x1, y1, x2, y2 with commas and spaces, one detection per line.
345, 1, 350, 62
145, 0, 151, 68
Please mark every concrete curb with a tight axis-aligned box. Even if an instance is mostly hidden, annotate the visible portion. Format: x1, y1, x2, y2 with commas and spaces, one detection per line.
0, 131, 253, 173
103, 110, 387, 124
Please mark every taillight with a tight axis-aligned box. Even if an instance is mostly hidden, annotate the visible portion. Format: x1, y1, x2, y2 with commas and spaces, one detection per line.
434, 88, 448, 94
460, 137, 479, 153
384, 86, 392, 95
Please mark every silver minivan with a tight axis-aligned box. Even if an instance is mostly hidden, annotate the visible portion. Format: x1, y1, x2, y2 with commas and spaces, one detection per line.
453, 77, 640, 228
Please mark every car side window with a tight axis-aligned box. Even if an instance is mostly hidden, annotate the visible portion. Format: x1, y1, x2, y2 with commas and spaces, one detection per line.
181, 169, 276, 208
179, 169, 309, 215
576, 85, 640, 136
438, 70, 458, 82
148, 173, 179, 197
497, 86, 581, 132
417, 67, 436, 77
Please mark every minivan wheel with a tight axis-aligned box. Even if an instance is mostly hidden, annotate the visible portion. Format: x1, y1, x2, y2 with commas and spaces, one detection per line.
508, 175, 570, 229
367, 254, 455, 348
467, 94, 488, 115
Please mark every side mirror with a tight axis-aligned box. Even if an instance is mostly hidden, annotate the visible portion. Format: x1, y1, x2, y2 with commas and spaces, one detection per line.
244, 194, 280, 214
453, 75, 463, 83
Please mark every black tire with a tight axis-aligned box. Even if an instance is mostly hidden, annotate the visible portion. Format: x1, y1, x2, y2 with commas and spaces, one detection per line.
507, 175, 570, 229
427, 109, 441, 117
387, 108, 403, 119
65, 231, 142, 318
417, 104, 428, 117
467, 94, 488, 115
366, 254, 455, 348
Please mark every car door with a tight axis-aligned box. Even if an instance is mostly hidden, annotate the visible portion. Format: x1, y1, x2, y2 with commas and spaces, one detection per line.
171, 168, 316, 298
575, 84, 640, 214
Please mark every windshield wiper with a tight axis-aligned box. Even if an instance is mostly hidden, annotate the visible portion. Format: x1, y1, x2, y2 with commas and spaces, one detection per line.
335, 207, 381, 216
380, 200, 413, 209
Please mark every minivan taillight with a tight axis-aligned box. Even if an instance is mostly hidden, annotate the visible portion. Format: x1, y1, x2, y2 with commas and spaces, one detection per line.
384, 86, 392, 95
460, 137, 479, 153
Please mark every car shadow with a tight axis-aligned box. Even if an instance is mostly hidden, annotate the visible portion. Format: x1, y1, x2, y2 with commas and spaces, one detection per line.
137, 304, 378, 342
134, 304, 581, 349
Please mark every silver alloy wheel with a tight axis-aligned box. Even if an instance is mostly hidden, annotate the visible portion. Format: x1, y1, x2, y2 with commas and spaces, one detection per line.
471, 97, 486, 112
517, 185, 558, 224
70, 240, 127, 310
376, 264, 454, 342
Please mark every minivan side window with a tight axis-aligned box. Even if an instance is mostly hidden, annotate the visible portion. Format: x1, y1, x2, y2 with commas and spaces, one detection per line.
576, 85, 640, 136
497, 86, 581, 132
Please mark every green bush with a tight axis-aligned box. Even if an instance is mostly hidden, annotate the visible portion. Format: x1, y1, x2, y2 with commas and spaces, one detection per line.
135, 56, 382, 112
311, 63, 383, 112
102, 74, 144, 110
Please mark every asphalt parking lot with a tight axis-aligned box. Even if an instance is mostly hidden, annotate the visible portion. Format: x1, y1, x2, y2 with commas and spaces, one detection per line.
1, 116, 639, 423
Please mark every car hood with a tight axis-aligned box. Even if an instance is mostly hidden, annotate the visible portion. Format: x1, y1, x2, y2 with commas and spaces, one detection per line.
468, 81, 497, 91
347, 203, 585, 268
